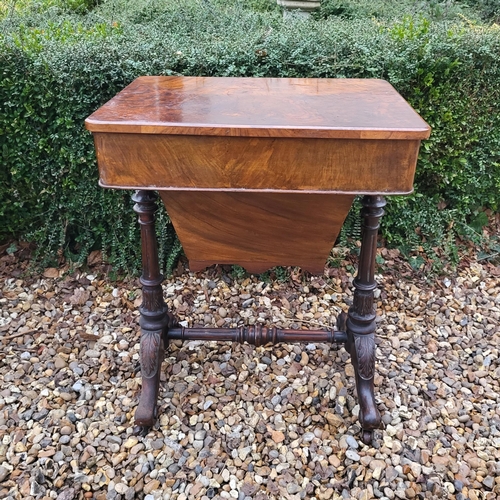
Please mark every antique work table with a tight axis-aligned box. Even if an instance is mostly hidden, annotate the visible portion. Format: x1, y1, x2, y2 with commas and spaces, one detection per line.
85, 76, 430, 444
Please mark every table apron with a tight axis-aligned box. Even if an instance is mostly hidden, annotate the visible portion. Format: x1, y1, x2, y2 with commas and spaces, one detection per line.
94, 133, 420, 194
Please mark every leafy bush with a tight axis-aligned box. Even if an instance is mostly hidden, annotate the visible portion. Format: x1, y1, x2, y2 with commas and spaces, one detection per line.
0, 0, 99, 17
315, 0, 497, 22
461, 0, 500, 22
1, 0, 499, 272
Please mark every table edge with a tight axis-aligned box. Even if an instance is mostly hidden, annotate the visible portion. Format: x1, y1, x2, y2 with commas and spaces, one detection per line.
85, 120, 430, 140
97, 181, 414, 196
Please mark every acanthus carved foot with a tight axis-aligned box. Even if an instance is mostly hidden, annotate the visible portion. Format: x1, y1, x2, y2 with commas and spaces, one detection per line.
354, 333, 375, 380
141, 330, 162, 379
349, 332, 380, 432
135, 329, 165, 428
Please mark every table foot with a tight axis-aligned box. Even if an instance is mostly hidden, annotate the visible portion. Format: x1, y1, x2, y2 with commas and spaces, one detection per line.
346, 332, 381, 435
133, 425, 151, 437
133, 406, 158, 436
356, 373, 381, 431
361, 430, 374, 445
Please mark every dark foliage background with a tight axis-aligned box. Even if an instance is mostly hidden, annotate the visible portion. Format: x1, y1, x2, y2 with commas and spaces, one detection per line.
1, 0, 499, 272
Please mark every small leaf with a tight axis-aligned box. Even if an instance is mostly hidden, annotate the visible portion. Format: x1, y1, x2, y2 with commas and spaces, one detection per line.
6, 243, 17, 255
43, 267, 59, 278
409, 256, 425, 271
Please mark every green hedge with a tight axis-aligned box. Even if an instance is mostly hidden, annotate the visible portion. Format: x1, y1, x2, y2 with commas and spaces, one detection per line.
1, 1, 499, 272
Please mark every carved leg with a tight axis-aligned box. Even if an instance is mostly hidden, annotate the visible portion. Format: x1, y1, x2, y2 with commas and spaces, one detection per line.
346, 195, 386, 444
132, 190, 169, 430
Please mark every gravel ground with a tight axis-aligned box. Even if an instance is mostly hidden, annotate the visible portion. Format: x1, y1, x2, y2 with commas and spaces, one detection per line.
0, 246, 499, 500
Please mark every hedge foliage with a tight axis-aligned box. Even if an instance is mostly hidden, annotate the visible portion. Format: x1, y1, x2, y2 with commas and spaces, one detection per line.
1, 0, 499, 272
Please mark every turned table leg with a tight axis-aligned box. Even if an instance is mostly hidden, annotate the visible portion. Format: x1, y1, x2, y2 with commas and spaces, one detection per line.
132, 190, 169, 430
346, 195, 386, 444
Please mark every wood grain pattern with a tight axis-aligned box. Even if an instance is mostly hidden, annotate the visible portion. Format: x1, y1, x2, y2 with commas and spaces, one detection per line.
85, 76, 430, 140
95, 133, 420, 194
160, 191, 354, 273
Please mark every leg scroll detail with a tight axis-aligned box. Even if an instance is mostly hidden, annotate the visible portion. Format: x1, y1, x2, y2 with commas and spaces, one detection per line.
353, 333, 376, 381
140, 330, 163, 379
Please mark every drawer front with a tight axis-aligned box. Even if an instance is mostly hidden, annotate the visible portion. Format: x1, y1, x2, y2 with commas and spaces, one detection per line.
94, 133, 419, 194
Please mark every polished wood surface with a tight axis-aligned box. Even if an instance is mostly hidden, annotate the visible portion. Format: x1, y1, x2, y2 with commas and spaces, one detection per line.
160, 191, 354, 274
88, 76, 429, 194
95, 133, 420, 194
85, 76, 430, 140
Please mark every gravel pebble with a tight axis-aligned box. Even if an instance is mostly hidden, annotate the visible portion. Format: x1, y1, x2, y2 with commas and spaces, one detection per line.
1, 249, 499, 500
